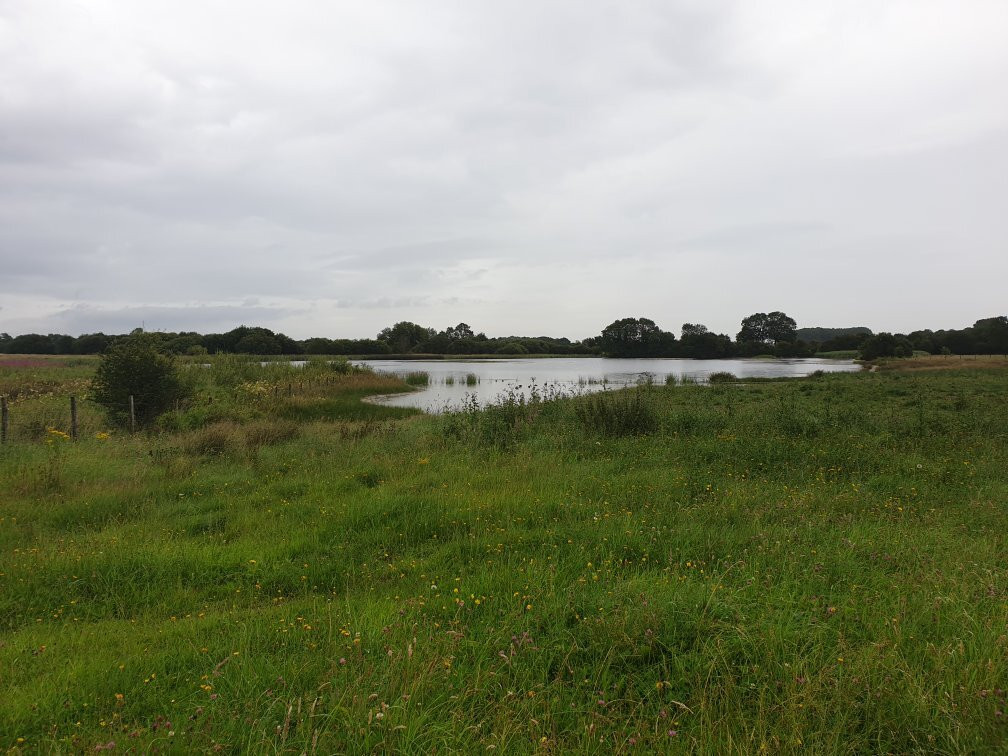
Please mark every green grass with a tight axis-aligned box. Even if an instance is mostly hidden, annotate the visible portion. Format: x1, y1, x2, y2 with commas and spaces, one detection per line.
1, 362, 1007, 753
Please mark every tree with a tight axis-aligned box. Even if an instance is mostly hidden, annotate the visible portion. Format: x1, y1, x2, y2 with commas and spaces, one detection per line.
598, 317, 673, 357
737, 311, 797, 344
860, 332, 914, 360
91, 333, 192, 428
971, 316, 1008, 354
74, 333, 112, 354
765, 311, 798, 343
234, 331, 281, 354
445, 323, 475, 341
680, 324, 732, 359
377, 321, 434, 352
4, 333, 55, 354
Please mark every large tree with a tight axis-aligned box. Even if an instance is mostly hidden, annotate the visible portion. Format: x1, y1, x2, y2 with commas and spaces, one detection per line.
598, 317, 673, 357
971, 316, 1008, 354
445, 322, 475, 341
737, 311, 797, 344
377, 321, 434, 352
680, 324, 732, 359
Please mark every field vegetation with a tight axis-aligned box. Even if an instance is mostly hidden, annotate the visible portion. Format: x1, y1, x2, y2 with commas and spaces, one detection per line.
1, 356, 1006, 752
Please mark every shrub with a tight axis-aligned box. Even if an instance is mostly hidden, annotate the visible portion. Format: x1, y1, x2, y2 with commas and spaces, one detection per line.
574, 388, 658, 437
91, 333, 192, 428
707, 371, 738, 384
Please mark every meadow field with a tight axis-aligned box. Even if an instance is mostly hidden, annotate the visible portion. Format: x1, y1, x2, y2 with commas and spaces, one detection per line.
1, 356, 1006, 753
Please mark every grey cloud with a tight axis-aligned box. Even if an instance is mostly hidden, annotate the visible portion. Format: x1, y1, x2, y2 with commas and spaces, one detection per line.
329, 238, 499, 271
1, 0, 1006, 338
46, 303, 309, 336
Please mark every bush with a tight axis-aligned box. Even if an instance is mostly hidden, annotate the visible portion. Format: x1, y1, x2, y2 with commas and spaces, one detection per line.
91, 333, 192, 428
707, 371, 738, 384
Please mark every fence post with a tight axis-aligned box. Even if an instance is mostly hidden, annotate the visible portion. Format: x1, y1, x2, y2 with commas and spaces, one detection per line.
1, 396, 7, 444
129, 395, 136, 432
70, 396, 78, 440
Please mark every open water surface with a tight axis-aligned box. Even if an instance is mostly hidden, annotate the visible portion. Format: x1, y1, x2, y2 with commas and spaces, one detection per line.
358, 357, 861, 412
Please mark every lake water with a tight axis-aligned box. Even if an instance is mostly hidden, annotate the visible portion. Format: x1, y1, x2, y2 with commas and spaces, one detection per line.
359, 357, 861, 412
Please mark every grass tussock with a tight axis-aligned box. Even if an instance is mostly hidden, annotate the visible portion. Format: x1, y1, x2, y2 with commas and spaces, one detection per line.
574, 387, 659, 437
243, 419, 300, 450
183, 421, 240, 457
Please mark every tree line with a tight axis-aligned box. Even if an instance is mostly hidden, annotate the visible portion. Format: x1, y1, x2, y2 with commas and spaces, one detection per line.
1, 314, 1005, 359
591, 314, 1007, 359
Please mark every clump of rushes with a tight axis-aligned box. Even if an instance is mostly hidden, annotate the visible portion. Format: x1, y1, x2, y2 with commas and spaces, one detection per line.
405, 371, 430, 386
183, 422, 238, 456
465, 373, 479, 386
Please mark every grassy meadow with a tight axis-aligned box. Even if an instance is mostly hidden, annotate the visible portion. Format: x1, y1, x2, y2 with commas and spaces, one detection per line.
1, 355, 1007, 753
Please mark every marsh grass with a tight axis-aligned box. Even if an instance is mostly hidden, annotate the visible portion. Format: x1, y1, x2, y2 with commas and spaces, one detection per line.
1, 361, 1007, 753
404, 371, 430, 386
573, 386, 659, 437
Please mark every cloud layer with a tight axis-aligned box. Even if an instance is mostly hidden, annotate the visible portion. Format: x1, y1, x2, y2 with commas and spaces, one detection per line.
2, 0, 1007, 339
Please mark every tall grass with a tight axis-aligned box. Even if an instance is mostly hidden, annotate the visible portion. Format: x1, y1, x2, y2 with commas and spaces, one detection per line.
573, 386, 659, 437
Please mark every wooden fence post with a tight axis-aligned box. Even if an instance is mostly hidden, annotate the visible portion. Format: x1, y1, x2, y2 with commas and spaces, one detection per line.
1, 396, 8, 444
129, 395, 136, 432
70, 396, 78, 440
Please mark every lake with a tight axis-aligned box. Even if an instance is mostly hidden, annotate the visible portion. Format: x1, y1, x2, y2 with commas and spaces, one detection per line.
359, 357, 861, 412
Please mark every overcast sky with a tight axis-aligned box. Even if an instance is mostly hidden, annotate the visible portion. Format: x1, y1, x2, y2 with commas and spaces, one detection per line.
1, 1, 1006, 340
